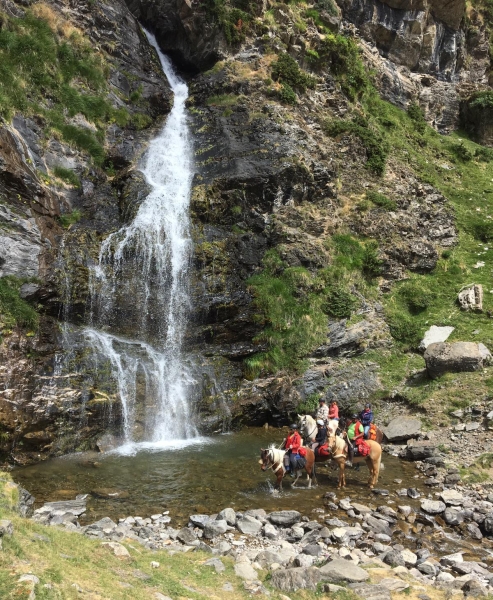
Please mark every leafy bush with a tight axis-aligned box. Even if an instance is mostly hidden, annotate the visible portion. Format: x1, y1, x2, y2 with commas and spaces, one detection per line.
325, 118, 389, 175
59, 209, 82, 228
452, 142, 473, 162
271, 53, 316, 93
297, 393, 321, 413
472, 220, 493, 242
279, 83, 297, 105
407, 102, 427, 134
387, 312, 422, 347
323, 285, 357, 318
469, 90, 493, 110
202, 0, 253, 44
475, 146, 493, 161
398, 281, 432, 313
366, 190, 396, 210
362, 241, 382, 278
0, 277, 38, 329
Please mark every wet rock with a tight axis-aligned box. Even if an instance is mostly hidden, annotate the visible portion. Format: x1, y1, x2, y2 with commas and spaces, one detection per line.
320, 559, 370, 583
382, 417, 422, 442
403, 441, 437, 460
271, 567, 321, 591
365, 515, 393, 536
407, 488, 421, 499
443, 507, 464, 526
465, 523, 482, 540
269, 511, 301, 527
424, 342, 492, 379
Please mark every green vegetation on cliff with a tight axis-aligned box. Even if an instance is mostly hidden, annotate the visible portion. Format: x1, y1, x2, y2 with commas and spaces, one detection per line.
0, 277, 38, 331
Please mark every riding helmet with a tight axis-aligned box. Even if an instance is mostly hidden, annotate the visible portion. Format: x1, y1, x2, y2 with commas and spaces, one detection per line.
290, 424, 298, 430
316, 419, 324, 426
352, 413, 359, 419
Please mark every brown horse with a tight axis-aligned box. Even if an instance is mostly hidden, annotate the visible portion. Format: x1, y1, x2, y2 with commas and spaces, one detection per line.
259, 446, 317, 491
323, 434, 382, 489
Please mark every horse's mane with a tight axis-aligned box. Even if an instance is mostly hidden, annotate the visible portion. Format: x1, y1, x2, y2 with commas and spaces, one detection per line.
267, 445, 285, 463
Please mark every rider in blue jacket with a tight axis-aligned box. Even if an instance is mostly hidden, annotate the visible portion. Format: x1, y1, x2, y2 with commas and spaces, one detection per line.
360, 403, 373, 439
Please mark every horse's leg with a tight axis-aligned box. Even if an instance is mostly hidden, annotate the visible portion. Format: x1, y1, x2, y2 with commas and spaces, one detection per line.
365, 457, 374, 488
292, 470, 300, 488
311, 460, 317, 487
277, 473, 283, 491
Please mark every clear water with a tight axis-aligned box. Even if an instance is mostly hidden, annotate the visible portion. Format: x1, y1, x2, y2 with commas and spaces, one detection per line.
86, 30, 196, 443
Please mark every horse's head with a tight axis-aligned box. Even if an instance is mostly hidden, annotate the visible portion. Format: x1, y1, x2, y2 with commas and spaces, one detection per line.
298, 414, 307, 433
259, 448, 272, 471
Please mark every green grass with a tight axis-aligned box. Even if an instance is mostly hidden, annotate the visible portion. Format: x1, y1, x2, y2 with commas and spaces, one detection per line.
53, 166, 80, 188
58, 209, 82, 228
0, 7, 131, 165
0, 276, 39, 330
205, 94, 239, 107
366, 190, 396, 211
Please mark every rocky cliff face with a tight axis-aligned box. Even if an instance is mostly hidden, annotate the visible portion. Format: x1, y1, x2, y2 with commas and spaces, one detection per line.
0, 0, 492, 462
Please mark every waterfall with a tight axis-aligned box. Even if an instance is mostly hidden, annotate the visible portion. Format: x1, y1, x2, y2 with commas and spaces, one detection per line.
86, 30, 198, 446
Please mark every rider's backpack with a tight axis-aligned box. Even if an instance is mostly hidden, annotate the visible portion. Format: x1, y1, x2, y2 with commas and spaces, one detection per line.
317, 444, 330, 457
369, 423, 377, 441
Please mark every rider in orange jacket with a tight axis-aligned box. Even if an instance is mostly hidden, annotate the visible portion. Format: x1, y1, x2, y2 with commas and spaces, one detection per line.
282, 424, 302, 476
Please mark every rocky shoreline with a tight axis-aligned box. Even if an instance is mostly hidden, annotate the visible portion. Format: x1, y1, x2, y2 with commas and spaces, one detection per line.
4, 451, 489, 597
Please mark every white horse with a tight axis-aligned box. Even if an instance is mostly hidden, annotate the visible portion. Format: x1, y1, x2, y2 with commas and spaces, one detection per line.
259, 445, 317, 490
298, 414, 339, 442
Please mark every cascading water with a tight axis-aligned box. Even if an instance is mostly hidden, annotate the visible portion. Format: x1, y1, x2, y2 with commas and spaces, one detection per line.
86, 30, 198, 446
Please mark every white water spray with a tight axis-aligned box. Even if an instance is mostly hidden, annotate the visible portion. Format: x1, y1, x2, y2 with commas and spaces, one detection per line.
87, 30, 197, 444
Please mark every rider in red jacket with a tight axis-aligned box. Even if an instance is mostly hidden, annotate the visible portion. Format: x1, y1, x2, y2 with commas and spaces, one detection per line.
283, 424, 302, 476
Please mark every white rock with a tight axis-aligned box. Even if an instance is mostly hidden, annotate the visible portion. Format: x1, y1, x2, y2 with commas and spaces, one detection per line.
101, 542, 131, 559
420, 325, 455, 350
440, 490, 464, 506
234, 562, 258, 581
401, 548, 418, 567
151, 561, 160, 568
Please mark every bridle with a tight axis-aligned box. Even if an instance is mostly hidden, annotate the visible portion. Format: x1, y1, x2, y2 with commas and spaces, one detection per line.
261, 449, 284, 475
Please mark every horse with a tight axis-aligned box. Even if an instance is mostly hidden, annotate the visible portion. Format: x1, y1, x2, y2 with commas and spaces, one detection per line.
298, 414, 339, 441
325, 434, 382, 489
259, 446, 317, 491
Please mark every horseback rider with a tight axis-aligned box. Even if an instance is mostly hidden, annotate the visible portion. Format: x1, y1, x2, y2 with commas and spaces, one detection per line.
310, 419, 327, 454
346, 413, 364, 466
282, 424, 302, 476
360, 403, 374, 439
316, 397, 329, 424
328, 399, 340, 434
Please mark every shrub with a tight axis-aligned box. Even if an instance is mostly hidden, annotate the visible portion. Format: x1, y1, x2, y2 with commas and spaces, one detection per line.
387, 312, 422, 347
475, 146, 493, 161
317, 0, 339, 15
323, 285, 357, 318
331, 234, 365, 270
472, 220, 493, 242
58, 209, 82, 228
362, 241, 382, 278
271, 53, 316, 93
0, 277, 39, 329
398, 281, 432, 313
452, 142, 473, 162
324, 118, 389, 175
407, 102, 427, 134
279, 83, 297, 104
366, 190, 396, 210
202, 0, 253, 45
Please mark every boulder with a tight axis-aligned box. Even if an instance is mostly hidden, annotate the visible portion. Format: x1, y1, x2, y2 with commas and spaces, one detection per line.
382, 417, 422, 442
203, 519, 228, 539
457, 284, 483, 312
204, 558, 225, 573
102, 541, 131, 559
255, 550, 283, 568
268, 511, 301, 526
189, 514, 210, 528
419, 325, 455, 350
440, 490, 464, 505
319, 558, 370, 583
420, 499, 446, 514
443, 507, 464, 526
217, 508, 236, 526
349, 583, 392, 600
0, 520, 14, 536
177, 527, 197, 545
237, 516, 262, 535
383, 551, 405, 568
271, 567, 321, 591
234, 562, 258, 581
403, 441, 437, 460
424, 342, 492, 379
263, 523, 278, 539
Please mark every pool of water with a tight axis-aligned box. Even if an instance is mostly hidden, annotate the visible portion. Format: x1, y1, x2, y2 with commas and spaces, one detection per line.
13, 428, 421, 524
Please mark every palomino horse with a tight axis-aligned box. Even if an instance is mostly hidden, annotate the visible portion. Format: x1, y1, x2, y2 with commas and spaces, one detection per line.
259, 446, 317, 490
298, 414, 384, 444
325, 434, 382, 489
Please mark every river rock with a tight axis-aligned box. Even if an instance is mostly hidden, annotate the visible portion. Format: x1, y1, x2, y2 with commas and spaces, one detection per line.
204, 519, 228, 539
444, 507, 464, 526
234, 562, 258, 581
483, 511, 493, 534
189, 514, 210, 528
365, 515, 393, 536
102, 541, 131, 559
382, 417, 422, 442
319, 558, 370, 582
400, 548, 418, 567
237, 516, 262, 535
424, 342, 492, 379
217, 508, 236, 526
440, 490, 464, 505
420, 499, 446, 514
404, 441, 437, 460
465, 523, 483, 540
177, 527, 197, 545
263, 523, 278, 539
352, 502, 372, 515
269, 511, 301, 526
271, 567, 321, 591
